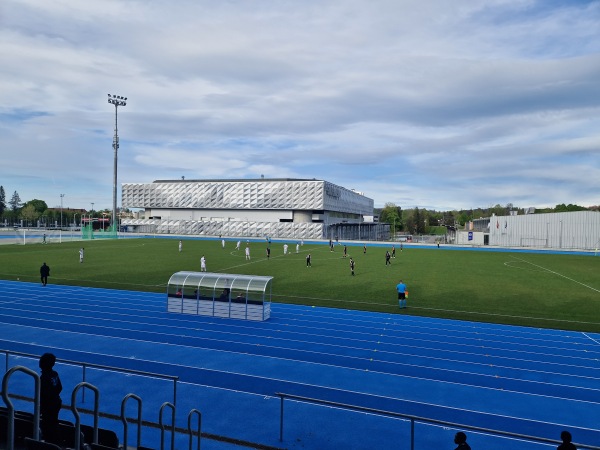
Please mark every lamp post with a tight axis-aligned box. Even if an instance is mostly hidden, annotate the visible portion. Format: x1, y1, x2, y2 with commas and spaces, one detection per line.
108, 94, 127, 232
60, 194, 64, 228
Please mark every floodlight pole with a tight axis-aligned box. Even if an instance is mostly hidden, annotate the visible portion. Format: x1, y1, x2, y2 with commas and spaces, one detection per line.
60, 194, 64, 228
108, 94, 127, 232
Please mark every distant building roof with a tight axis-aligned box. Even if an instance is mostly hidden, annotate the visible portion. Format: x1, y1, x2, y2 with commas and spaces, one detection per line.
153, 178, 323, 183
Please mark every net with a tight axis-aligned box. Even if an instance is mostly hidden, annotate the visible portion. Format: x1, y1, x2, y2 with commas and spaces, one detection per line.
12, 228, 83, 245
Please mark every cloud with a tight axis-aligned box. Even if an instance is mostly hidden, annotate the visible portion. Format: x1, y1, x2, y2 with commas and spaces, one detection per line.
0, 0, 598, 211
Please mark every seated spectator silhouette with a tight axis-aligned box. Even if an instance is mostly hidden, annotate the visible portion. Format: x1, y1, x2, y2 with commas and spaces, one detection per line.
557, 430, 577, 450
454, 431, 471, 450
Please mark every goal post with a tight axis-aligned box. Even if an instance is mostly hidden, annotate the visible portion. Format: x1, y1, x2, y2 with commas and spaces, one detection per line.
12, 228, 83, 245
519, 237, 548, 248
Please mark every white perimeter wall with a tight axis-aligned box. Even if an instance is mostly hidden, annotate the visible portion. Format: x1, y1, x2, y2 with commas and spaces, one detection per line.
456, 231, 485, 245
148, 208, 292, 222
488, 211, 600, 250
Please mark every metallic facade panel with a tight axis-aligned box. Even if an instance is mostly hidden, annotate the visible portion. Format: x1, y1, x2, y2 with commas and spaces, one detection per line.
122, 179, 373, 214
121, 179, 373, 239
120, 219, 326, 239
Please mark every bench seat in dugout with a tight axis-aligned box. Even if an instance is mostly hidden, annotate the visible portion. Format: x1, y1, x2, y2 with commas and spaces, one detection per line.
167, 271, 272, 321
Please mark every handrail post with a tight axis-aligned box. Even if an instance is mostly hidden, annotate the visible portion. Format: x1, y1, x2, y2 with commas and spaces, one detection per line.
81, 364, 87, 403
2, 366, 41, 450
121, 393, 143, 449
159, 402, 176, 450
173, 377, 178, 409
279, 394, 284, 442
71, 382, 100, 450
410, 418, 415, 450
187, 408, 201, 450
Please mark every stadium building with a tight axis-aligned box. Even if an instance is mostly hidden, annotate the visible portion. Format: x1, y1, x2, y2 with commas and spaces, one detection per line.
121, 178, 383, 240
455, 210, 600, 251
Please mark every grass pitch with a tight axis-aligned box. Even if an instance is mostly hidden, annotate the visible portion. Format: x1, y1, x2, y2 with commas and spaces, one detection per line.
1, 237, 599, 332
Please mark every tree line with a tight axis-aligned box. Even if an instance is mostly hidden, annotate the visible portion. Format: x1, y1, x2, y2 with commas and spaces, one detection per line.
1, 184, 595, 231
0, 186, 100, 228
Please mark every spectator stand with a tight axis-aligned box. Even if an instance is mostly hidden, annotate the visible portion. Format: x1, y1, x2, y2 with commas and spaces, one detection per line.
167, 271, 272, 321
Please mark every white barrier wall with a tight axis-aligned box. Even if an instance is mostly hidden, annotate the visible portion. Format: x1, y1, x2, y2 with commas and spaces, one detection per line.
488, 211, 600, 250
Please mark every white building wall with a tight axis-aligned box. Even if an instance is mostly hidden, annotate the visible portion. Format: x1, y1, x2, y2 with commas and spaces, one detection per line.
147, 208, 292, 222
456, 231, 485, 245
488, 211, 600, 250
293, 210, 313, 222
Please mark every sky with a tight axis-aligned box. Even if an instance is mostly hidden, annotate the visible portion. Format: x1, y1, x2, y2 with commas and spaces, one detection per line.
0, 0, 599, 212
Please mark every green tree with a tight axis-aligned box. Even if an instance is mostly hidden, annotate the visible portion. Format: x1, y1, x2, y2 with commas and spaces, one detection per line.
20, 204, 39, 226
414, 207, 425, 234
488, 204, 506, 216
404, 207, 425, 234
9, 191, 21, 213
554, 203, 587, 212
379, 203, 403, 231
45, 209, 58, 226
23, 199, 48, 214
0, 186, 6, 216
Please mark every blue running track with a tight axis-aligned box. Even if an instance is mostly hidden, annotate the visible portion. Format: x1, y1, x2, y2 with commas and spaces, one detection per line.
0, 280, 599, 449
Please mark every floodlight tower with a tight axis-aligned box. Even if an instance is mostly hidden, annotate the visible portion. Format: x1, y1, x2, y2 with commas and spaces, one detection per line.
60, 194, 65, 228
108, 94, 127, 231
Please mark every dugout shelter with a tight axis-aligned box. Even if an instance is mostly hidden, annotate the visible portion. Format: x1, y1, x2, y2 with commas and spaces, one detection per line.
167, 271, 272, 321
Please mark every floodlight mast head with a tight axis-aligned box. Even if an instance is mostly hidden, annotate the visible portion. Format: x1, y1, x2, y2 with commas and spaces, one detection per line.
108, 93, 127, 231
108, 94, 127, 107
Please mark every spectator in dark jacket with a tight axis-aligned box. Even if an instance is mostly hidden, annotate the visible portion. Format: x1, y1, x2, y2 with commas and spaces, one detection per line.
454, 432, 471, 450
40, 263, 50, 286
39, 353, 63, 444
557, 431, 577, 450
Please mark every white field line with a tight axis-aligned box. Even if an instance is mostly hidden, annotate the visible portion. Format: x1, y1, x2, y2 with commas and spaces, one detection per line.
509, 256, 600, 294
582, 333, 600, 346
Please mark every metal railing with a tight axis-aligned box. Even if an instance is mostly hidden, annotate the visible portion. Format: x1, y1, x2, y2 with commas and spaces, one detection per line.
159, 402, 176, 450
2, 366, 40, 450
121, 393, 143, 449
71, 381, 100, 450
276, 392, 600, 450
2, 349, 179, 406
1, 361, 274, 450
